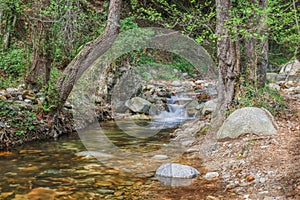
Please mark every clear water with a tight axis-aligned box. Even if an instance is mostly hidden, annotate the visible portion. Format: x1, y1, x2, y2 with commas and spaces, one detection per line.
0, 120, 184, 199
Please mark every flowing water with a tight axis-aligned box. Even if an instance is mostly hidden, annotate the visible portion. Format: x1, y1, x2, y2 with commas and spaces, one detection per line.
0, 120, 191, 199
0, 95, 205, 199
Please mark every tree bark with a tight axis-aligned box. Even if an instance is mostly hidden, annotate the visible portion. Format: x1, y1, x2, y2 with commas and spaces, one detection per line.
213, 0, 239, 128
25, 0, 53, 91
243, 0, 269, 87
56, 0, 122, 112
257, 0, 269, 87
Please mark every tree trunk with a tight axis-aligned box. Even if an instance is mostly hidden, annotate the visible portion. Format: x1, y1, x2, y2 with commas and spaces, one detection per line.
257, 0, 269, 87
56, 0, 122, 111
213, 0, 239, 128
243, 0, 269, 88
244, 37, 256, 82
25, 0, 53, 91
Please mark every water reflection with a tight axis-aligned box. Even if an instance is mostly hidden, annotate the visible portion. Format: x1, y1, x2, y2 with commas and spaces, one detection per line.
156, 176, 197, 187
77, 121, 185, 173
0, 120, 189, 199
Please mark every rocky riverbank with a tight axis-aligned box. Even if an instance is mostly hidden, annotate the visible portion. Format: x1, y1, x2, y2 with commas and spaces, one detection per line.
0, 86, 74, 150
131, 60, 300, 199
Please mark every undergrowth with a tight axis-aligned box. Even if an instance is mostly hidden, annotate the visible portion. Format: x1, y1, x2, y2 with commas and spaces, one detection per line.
0, 100, 38, 136
229, 83, 287, 117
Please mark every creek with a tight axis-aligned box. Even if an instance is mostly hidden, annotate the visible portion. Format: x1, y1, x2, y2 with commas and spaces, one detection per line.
0, 94, 204, 199
0, 119, 193, 199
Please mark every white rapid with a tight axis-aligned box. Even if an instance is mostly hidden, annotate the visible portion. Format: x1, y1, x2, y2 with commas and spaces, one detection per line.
151, 95, 196, 128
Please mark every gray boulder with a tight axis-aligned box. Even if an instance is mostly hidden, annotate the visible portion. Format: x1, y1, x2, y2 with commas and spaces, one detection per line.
279, 59, 300, 82
217, 107, 277, 139
156, 163, 200, 178
279, 59, 300, 76
266, 73, 286, 83
201, 99, 217, 115
125, 97, 152, 114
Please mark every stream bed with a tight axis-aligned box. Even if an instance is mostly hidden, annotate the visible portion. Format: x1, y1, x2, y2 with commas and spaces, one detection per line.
0, 120, 199, 199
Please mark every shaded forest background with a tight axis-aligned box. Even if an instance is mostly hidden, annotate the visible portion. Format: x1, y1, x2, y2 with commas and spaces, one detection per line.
0, 0, 299, 117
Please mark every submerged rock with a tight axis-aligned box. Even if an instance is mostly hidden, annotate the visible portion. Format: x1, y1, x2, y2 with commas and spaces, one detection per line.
217, 107, 277, 139
156, 163, 200, 178
27, 187, 57, 200
152, 155, 169, 160
75, 151, 113, 158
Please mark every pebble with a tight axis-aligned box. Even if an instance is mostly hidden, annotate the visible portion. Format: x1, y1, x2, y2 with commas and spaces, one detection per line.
156, 163, 200, 178
259, 191, 269, 195
203, 172, 219, 180
259, 177, 266, 183
24, 99, 32, 104
207, 195, 218, 199
114, 190, 123, 197
152, 155, 168, 160
97, 189, 115, 194
186, 148, 199, 153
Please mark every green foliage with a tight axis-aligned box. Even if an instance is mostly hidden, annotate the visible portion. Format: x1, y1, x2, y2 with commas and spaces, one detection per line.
39, 67, 61, 113
267, 0, 300, 58
116, 48, 195, 81
0, 100, 38, 136
130, 0, 216, 54
0, 47, 26, 77
232, 83, 286, 116
227, 0, 299, 60
1, 0, 108, 90
24, 0, 108, 69
0, 45, 29, 89
268, 42, 292, 69
121, 16, 138, 31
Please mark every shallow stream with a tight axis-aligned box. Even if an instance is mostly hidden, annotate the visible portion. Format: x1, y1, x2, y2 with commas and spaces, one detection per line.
0, 120, 192, 199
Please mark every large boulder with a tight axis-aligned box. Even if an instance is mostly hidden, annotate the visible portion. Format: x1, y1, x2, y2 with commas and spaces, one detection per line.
111, 70, 145, 113
217, 107, 278, 139
280, 59, 300, 76
125, 97, 152, 114
156, 163, 200, 178
266, 73, 285, 83
279, 59, 300, 82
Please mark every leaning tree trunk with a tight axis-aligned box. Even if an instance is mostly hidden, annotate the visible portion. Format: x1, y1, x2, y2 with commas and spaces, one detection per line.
213, 0, 239, 128
55, 0, 122, 112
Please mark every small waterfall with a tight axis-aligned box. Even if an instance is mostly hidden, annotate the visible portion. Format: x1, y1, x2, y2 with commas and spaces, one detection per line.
151, 95, 195, 128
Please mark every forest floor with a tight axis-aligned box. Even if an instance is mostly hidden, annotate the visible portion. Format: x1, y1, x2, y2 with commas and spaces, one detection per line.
130, 94, 300, 200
